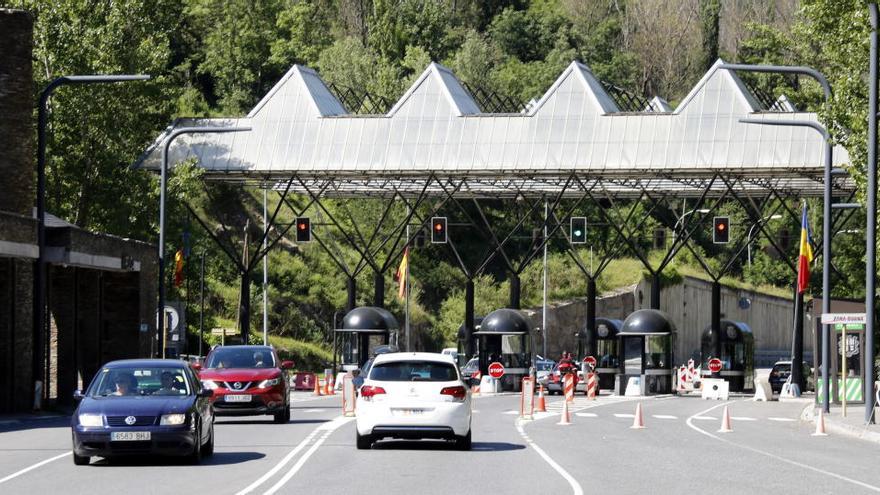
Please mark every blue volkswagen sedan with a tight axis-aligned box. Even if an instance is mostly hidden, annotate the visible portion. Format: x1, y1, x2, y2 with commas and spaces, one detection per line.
71, 359, 214, 465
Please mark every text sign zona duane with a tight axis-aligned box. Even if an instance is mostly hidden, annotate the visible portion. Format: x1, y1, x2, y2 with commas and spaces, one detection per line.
708, 358, 723, 373
488, 362, 505, 378
820, 313, 867, 325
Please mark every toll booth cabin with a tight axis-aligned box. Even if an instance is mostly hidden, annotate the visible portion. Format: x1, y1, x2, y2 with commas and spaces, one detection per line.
474, 309, 532, 391
616, 309, 675, 395
593, 318, 621, 390
335, 306, 398, 371
700, 320, 755, 392
814, 322, 867, 404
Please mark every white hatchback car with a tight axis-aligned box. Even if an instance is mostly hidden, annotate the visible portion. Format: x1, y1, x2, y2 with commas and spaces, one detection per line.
355, 352, 472, 450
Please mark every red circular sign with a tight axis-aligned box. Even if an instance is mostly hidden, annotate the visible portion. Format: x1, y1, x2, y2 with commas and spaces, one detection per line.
582, 356, 597, 369
708, 358, 723, 373
488, 362, 505, 378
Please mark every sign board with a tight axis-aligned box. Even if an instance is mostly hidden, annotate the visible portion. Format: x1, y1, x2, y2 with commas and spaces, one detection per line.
708, 358, 723, 373
488, 362, 505, 378
211, 327, 236, 336
821, 313, 867, 325
582, 356, 597, 370
520, 377, 535, 420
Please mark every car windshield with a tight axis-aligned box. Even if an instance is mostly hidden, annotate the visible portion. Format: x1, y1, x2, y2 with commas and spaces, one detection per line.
88, 366, 192, 398
370, 361, 459, 382
773, 363, 792, 374
206, 348, 276, 369
536, 361, 555, 372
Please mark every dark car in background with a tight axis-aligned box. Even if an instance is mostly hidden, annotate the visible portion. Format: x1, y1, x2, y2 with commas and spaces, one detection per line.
196, 345, 294, 423
769, 360, 814, 393
71, 359, 214, 465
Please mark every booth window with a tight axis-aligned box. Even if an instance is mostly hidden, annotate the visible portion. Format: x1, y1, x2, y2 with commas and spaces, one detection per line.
501, 335, 528, 368
597, 340, 618, 368
643, 335, 670, 370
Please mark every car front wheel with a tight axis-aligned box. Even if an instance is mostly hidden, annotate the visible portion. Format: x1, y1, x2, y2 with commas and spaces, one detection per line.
202, 422, 214, 457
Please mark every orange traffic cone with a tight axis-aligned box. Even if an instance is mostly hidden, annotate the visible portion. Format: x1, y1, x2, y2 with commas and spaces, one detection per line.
557, 398, 572, 425
812, 409, 828, 436
313, 377, 323, 396
630, 402, 646, 429
327, 375, 336, 395
535, 385, 547, 413
718, 405, 733, 433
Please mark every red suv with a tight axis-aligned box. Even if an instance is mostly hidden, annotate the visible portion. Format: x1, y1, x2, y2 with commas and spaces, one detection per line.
196, 345, 294, 423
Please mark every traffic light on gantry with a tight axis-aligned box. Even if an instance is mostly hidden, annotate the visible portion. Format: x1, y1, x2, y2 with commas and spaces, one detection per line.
713, 216, 730, 244
296, 217, 311, 242
431, 217, 447, 243
570, 217, 587, 244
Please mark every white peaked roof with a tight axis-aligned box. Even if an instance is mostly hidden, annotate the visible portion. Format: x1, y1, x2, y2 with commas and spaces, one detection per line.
134, 59, 851, 198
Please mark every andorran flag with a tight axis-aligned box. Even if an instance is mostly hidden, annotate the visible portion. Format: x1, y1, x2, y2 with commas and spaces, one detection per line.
173, 249, 185, 288
395, 247, 409, 299
796, 203, 813, 294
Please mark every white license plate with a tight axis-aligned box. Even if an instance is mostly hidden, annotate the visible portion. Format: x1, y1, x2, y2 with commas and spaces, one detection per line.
225, 394, 252, 402
111, 431, 150, 442
392, 408, 424, 416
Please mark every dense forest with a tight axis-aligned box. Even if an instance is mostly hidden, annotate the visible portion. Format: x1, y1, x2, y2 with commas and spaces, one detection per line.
2, 0, 874, 366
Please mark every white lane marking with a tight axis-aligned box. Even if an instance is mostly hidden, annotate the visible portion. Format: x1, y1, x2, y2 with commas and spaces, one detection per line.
303, 409, 323, 413
516, 420, 583, 495
652, 415, 678, 420
693, 415, 716, 420
686, 401, 880, 492
235, 428, 323, 495
575, 412, 597, 418
503, 410, 520, 415
0, 452, 70, 485
614, 413, 635, 418
731, 416, 757, 421
768, 417, 796, 422
264, 417, 354, 495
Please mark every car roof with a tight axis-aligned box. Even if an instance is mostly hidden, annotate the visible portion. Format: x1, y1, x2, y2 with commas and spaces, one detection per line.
103, 359, 189, 368
210, 345, 274, 352
373, 352, 456, 365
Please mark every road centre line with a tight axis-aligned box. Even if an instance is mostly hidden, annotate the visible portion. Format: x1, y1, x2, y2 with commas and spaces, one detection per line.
516, 420, 583, 495
614, 413, 635, 418
652, 415, 678, 420
235, 427, 323, 495
768, 417, 796, 422
0, 451, 70, 485
686, 401, 880, 492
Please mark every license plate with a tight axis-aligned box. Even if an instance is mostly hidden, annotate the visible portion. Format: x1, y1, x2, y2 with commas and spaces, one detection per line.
225, 394, 251, 402
392, 408, 424, 416
111, 431, 150, 442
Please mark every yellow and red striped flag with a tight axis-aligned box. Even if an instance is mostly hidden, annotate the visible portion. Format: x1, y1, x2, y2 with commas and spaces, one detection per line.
395, 247, 409, 299
797, 203, 813, 294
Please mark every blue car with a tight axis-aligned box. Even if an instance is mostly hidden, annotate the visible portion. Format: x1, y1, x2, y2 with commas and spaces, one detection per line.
71, 359, 214, 465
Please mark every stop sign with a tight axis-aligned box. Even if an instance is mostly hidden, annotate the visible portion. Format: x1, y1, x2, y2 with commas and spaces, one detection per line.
708, 358, 723, 373
488, 362, 505, 378
582, 356, 597, 369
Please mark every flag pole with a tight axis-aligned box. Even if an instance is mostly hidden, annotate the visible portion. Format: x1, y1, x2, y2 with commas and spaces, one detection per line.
405, 222, 411, 352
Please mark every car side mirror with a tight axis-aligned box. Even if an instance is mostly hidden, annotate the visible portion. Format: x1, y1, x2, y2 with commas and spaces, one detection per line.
191, 362, 202, 372
281, 360, 294, 370
198, 388, 213, 398
73, 390, 84, 402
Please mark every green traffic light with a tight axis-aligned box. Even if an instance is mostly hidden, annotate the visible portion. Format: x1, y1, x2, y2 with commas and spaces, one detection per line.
574, 230, 582, 237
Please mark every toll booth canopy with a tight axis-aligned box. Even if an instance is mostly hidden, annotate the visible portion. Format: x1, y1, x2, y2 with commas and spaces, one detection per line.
473, 309, 532, 391
594, 318, 622, 390
335, 306, 398, 369
617, 309, 675, 395
700, 320, 754, 391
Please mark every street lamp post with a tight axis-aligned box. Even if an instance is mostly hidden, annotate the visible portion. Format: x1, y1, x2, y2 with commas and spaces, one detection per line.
158, 126, 250, 358
747, 214, 783, 269
671, 208, 709, 258
33, 74, 150, 408
721, 62, 834, 411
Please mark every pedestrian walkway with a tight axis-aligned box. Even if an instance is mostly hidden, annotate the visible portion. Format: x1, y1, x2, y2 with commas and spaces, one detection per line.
806, 402, 880, 444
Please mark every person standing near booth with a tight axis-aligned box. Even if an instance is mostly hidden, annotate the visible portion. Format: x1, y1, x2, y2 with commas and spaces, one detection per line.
558, 351, 579, 388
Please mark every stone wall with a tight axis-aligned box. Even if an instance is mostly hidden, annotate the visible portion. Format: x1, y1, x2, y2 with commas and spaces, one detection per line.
0, 258, 34, 413
0, 10, 34, 216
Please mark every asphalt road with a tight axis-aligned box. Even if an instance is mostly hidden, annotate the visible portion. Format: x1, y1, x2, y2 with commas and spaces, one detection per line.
1, 391, 879, 495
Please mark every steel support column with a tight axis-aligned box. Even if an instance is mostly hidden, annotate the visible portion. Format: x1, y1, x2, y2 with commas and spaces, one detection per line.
867, 2, 878, 424
586, 277, 597, 358
374, 271, 385, 308
239, 271, 251, 344
711, 281, 722, 376
346, 277, 357, 312
650, 273, 661, 310
509, 274, 521, 309
465, 279, 475, 359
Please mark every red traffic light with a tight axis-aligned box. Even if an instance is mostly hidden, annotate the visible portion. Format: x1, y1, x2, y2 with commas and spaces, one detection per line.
431, 217, 447, 243
295, 217, 311, 242
713, 216, 730, 244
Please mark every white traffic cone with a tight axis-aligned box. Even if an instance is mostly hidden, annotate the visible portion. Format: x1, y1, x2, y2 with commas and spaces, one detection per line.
812, 409, 828, 437
630, 403, 646, 429
718, 405, 733, 433
557, 398, 572, 426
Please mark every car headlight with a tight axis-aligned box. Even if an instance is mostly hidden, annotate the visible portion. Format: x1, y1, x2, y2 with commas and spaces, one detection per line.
78, 413, 103, 427
258, 377, 281, 388
201, 379, 218, 390
160, 413, 187, 426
